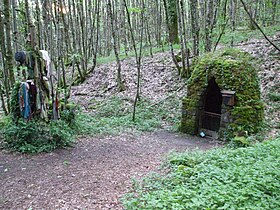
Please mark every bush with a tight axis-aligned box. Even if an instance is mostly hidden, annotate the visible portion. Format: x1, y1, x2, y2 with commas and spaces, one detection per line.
60, 109, 76, 127
3, 118, 74, 153
123, 138, 280, 209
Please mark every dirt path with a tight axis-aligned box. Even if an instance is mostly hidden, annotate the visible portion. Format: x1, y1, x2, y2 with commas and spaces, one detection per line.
0, 131, 219, 210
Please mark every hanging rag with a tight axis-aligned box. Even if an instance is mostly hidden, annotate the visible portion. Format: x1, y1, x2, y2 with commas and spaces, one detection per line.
40, 50, 51, 78
39, 90, 48, 120
27, 80, 37, 114
26, 52, 35, 79
18, 82, 31, 119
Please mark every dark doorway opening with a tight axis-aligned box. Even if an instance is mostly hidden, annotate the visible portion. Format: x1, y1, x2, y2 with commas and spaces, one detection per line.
201, 78, 222, 131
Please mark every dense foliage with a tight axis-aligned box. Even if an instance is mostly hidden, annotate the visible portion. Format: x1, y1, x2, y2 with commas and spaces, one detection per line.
123, 138, 280, 209
2, 117, 75, 153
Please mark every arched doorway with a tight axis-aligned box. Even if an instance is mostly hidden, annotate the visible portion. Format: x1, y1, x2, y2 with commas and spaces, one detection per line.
200, 78, 222, 132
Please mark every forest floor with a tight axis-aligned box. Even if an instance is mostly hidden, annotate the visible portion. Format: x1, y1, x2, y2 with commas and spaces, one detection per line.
0, 34, 279, 209
0, 131, 219, 209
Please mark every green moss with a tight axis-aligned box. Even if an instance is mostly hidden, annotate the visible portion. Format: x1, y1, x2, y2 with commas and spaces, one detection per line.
181, 116, 197, 135
182, 48, 264, 140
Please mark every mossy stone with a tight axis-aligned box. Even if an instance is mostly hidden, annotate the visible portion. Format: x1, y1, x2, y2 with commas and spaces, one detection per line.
181, 48, 264, 140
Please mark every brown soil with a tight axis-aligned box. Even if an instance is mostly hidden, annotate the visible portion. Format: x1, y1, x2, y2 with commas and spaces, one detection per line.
0, 131, 219, 210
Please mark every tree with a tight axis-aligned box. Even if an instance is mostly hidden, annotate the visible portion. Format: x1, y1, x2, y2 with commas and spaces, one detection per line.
107, 0, 125, 92
4, 0, 15, 85
123, 0, 145, 121
190, 0, 200, 56
165, 0, 179, 44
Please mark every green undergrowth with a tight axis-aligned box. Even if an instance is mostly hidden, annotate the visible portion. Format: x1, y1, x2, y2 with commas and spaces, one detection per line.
76, 95, 182, 136
123, 138, 280, 210
0, 109, 77, 153
216, 25, 280, 46
0, 82, 78, 153
96, 25, 279, 66
96, 44, 181, 65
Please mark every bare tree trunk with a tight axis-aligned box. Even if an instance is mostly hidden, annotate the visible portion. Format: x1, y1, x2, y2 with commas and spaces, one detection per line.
180, 0, 190, 75
145, 14, 153, 57
248, 0, 259, 30
214, 0, 229, 50
163, 0, 181, 75
0, 9, 11, 112
190, 0, 200, 56
166, 0, 179, 44
91, 0, 100, 72
11, 0, 18, 52
0, 82, 8, 115
230, 0, 237, 46
271, 0, 277, 25
205, 0, 214, 52
107, 0, 125, 92
4, 0, 15, 85
177, 0, 186, 77
123, 0, 144, 121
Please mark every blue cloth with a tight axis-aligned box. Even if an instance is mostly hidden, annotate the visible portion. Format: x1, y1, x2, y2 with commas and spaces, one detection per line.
19, 83, 31, 119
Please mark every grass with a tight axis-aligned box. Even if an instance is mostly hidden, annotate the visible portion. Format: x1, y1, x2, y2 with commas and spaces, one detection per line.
96, 25, 280, 66
76, 95, 182, 136
215, 24, 280, 46
122, 137, 280, 210
96, 44, 181, 65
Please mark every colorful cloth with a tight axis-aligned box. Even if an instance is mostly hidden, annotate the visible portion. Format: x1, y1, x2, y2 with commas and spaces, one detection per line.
19, 82, 31, 119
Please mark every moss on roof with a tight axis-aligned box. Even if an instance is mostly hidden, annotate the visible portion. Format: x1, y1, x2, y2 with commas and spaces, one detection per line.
181, 48, 264, 140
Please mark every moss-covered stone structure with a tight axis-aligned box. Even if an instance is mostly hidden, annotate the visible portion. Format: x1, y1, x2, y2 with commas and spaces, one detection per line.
181, 49, 264, 139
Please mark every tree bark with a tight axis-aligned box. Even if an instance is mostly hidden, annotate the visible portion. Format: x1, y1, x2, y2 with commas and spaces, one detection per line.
190, 0, 200, 56
230, 0, 237, 46
166, 0, 179, 44
205, 0, 214, 52
4, 0, 15, 85
0, 9, 11, 112
107, 0, 125, 92
123, 0, 144, 121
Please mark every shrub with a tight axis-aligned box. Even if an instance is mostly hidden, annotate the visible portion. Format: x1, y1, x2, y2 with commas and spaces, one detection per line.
3, 118, 74, 153
60, 109, 76, 127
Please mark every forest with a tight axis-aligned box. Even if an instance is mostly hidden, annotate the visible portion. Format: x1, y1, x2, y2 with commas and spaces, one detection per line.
0, 0, 280, 209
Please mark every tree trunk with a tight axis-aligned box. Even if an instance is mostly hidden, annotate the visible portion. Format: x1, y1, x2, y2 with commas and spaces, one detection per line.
190, 0, 200, 56
163, 0, 181, 75
4, 0, 15, 85
11, 0, 18, 52
0, 82, 8, 115
205, 0, 214, 52
107, 0, 125, 92
0, 9, 11, 112
166, 0, 179, 44
230, 0, 237, 46
123, 0, 144, 121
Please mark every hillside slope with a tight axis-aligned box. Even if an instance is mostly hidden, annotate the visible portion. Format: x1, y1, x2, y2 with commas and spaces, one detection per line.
72, 34, 280, 137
